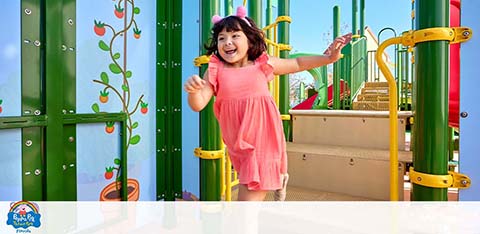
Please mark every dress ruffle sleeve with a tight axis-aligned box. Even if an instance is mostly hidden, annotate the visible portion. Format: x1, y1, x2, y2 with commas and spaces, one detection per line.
256, 53, 275, 82
208, 54, 220, 95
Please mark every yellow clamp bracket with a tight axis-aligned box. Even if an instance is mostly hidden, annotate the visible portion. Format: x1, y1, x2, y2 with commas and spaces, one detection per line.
194, 55, 210, 67
281, 114, 290, 121
401, 27, 472, 47
409, 167, 471, 189
263, 16, 292, 31
194, 147, 224, 160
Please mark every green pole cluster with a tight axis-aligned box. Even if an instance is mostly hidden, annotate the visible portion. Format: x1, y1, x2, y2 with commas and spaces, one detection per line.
200, 0, 222, 201
359, 0, 365, 37
412, 0, 449, 201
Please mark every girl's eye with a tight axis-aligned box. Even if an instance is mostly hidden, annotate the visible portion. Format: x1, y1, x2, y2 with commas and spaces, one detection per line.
218, 37, 225, 41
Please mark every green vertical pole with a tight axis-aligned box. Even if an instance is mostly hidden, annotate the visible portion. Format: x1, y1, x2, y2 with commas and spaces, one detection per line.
248, 0, 262, 26
62, 0, 77, 201
21, 0, 45, 201
266, 0, 273, 44
279, 0, 290, 139
333, 6, 340, 109
200, 0, 222, 201
359, 0, 364, 37
156, 0, 168, 201
352, 0, 357, 40
411, 0, 449, 201
224, 0, 233, 15
45, 0, 66, 201
172, 0, 183, 201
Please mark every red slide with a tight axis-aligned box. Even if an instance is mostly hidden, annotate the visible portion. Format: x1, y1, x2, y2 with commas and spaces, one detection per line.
292, 80, 347, 110
449, 0, 460, 128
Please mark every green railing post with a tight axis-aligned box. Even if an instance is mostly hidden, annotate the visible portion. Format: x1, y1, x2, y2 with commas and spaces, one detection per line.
411, 0, 449, 201
200, 0, 222, 201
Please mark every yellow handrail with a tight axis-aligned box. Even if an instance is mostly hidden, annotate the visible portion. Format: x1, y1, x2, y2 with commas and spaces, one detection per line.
375, 37, 401, 201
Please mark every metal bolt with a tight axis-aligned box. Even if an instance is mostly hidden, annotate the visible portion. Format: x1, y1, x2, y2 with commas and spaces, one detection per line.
349, 158, 355, 166
63, 165, 67, 170
24, 9, 32, 15
62, 45, 67, 51
67, 18, 74, 25
417, 177, 422, 181
70, 164, 75, 168
302, 154, 307, 161
24, 39, 31, 44
443, 180, 448, 184
460, 112, 468, 118
463, 31, 470, 37
34, 110, 41, 115
62, 109, 67, 114
69, 110, 75, 113
157, 129, 161, 133
33, 40, 41, 47
25, 140, 33, 147
69, 47, 75, 51
68, 136, 75, 142
25, 171, 31, 176
34, 169, 41, 175
461, 180, 468, 185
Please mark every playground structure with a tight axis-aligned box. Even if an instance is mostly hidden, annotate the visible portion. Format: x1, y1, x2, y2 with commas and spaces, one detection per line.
0, 0, 478, 202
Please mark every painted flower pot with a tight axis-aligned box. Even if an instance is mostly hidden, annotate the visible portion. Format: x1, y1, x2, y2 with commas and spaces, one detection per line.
100, 178, 140, 201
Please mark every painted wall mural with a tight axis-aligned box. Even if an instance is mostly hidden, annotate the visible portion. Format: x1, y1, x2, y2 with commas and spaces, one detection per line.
77, 0, 156, 201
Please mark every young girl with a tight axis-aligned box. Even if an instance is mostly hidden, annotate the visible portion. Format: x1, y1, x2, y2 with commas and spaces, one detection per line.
184, 7, 351, 201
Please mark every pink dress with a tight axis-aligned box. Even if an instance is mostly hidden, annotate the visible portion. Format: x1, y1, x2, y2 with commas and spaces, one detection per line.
208, 53, 287, 191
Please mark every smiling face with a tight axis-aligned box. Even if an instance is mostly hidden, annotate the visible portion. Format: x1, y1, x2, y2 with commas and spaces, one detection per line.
217, 28, 250, 67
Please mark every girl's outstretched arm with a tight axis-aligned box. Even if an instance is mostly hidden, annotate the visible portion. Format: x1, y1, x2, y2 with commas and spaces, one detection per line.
184, 71, 214, 112
269, 33, 352, 75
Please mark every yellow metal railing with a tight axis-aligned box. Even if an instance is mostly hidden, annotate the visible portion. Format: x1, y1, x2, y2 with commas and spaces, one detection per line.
262, 16, 292, 106
376, 27, 472, 201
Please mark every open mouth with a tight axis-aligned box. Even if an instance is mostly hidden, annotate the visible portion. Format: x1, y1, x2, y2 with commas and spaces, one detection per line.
224, 49, 236, 55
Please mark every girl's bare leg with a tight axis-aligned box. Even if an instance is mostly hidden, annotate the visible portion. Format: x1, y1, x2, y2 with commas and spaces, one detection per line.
237, 184, 267, 201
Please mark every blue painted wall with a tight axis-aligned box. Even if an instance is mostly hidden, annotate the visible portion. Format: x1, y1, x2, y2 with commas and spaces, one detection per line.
0, 1, 22, 201
181, 0, 201, 200
459, 0, 480, 201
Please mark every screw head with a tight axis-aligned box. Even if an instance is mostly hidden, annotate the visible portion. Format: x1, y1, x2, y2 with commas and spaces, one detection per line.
24, 9, 32, 15
460, 112, 468, 118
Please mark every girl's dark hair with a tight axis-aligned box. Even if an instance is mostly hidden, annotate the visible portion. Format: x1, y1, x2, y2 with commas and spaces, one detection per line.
205, 16, 267, 62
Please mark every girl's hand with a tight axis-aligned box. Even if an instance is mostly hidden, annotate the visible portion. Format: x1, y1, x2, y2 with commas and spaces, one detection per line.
324, 33, 352, 63
184, 75, 206, 94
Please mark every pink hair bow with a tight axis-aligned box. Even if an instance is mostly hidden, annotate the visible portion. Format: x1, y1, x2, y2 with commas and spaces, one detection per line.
212, 6, 251, 27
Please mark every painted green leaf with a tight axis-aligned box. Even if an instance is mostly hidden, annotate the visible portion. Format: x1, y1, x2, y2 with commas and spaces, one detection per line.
91, 103, 100, 113
114, 158, 121, 165
132, 122, 139, 129
130, 135, 141, 145
134, 7, 140, 14
113, 53, 121, 59
0, 100, 2, 105
121, 85, 129, 92
109, 63, 122, 74
100, 72, 109, 84
126, 71, 132, 78
98, 40, 110, 51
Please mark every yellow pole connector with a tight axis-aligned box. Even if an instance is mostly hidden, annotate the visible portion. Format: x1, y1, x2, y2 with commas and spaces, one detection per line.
409, 167, 471, 189
193, 147, 224, 160
375, 26, 472, 201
